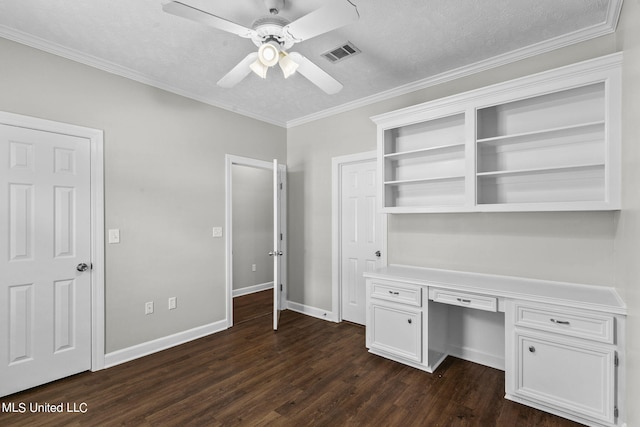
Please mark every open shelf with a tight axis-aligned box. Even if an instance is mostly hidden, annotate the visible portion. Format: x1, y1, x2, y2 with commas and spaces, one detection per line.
476, 121, 605, 145
385, 175, 466, 185
477, 164, 605, 205
384, 177, 466, 208
372, 53, 621, 212
384, 113, 465, 155
477, 82, 605, 140
477, 163, 605, 178
384, 142, 465, 159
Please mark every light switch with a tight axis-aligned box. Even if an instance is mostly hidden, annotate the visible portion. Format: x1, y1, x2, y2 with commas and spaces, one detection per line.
212, 227, 223, 238
108, 229, 120, 244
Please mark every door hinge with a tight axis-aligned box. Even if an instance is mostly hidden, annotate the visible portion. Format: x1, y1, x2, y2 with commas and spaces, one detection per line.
280, 233, 283, 241
614, 406, 618, 418
279, 183, 283, 190
280, 284, 283, 291
614, 353, 619, 367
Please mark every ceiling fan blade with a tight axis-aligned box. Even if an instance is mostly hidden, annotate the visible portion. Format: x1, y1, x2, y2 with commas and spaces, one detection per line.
163, 1, 255, 38
217, 52, 259, 88
288, 52, 343, 94
283, 0, 359, 42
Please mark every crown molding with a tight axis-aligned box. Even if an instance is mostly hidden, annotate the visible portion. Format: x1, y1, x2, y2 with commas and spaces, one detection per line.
286, 0, 623, 128
0, 25, 288, 128
0, 0, 623, 130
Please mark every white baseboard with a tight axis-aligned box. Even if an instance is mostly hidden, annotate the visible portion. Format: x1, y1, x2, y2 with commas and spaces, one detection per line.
447, 344, 505, 371
104, 319, 228, 368
286, 300, 339, 322
233, 282, 273, 298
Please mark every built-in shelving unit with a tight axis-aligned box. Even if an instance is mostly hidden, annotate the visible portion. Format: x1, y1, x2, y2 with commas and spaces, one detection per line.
382, 113, 467, 209
476, 82, 608, 207
372, 53, 622, 213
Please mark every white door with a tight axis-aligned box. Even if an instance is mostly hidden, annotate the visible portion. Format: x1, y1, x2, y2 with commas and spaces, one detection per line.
340, 159, 384, 324
0, 124, 92, 397
272, 160, 286, 330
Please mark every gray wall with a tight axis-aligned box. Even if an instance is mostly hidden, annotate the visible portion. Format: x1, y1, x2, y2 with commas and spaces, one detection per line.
232, 165, 273, 291
614, 0, 640, 424
287, 6, 640, 424
287, 34, 619, 311
0, 37, 286, 353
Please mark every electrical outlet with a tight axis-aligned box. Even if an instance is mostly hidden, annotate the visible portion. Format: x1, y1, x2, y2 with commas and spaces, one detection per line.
168, 297, 177, 310
145, 301, 154, 315
212, 227, 223, 238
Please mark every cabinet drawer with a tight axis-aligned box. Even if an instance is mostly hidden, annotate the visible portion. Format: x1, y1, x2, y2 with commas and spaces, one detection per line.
514, 303, 614, 344
429, 288, 497, 312
370, 280, 422, 307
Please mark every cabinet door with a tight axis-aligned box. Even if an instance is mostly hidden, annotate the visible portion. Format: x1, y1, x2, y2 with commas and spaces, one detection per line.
515, 333, 616, 424
369, 303, 422, 363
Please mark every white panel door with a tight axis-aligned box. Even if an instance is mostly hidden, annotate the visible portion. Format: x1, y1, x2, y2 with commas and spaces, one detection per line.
272, 160, 286, 330
0, 124, 92, 397
340, 159, 383, 324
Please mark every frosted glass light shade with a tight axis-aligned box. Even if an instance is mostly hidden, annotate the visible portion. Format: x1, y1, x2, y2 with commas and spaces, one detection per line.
279, 52, 299, 78
249, 59, 268, 79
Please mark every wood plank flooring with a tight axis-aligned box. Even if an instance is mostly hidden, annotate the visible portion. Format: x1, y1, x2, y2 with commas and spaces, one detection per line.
0, 310, 580, 426
233, 289, 273, 324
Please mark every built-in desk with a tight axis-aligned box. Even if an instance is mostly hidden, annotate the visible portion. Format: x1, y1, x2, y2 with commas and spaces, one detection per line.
364, 265, 626, 427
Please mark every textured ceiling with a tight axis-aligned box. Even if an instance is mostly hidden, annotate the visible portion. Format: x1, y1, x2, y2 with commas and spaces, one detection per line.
0, 0, 622, 127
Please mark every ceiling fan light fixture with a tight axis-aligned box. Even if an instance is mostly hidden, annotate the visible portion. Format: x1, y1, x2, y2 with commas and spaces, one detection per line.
257, 42, 280, 67
278, 52, 298, 78
249, 59, 269, 79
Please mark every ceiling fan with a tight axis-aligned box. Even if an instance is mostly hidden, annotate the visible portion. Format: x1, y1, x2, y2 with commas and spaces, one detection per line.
162, 0, 359, 94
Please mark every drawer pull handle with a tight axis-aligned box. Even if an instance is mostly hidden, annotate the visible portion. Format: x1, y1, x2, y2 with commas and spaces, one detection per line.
529, 346, 536, 353
388, 291, 400, 295
550, 318, 570, 325
457, 298, 472, 303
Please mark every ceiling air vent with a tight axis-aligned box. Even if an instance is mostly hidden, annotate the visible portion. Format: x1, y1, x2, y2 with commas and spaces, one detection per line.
322, 42, 361, 64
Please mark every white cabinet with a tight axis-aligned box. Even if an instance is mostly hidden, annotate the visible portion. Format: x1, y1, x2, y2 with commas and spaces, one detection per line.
369, 303, 422, 363
506, 301, 623, 426
365, 279, 447, 372
371, 53, 622, 213
364, 265, 627, 427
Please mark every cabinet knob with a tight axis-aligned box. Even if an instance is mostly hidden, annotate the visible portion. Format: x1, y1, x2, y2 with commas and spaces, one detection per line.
407, 319, 412, 324
529, 346, 536, 353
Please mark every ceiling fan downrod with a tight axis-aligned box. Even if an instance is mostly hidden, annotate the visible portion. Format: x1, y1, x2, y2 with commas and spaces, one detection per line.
264, 0, 285, 15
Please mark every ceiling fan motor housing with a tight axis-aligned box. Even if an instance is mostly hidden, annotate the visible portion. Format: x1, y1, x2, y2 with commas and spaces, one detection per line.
251, 15, 294, 49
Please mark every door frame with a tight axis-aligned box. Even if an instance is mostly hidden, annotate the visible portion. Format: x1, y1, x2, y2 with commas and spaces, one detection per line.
0, 111, 105, 371
225, 154, 286, 328
332, 151, 387, 322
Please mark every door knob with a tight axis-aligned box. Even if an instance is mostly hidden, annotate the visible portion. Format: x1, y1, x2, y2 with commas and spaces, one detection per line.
76, 263, 89, 272
375, 250, 381, 258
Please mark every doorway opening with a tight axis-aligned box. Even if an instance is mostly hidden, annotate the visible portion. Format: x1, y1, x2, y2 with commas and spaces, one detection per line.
231, 163, 273, 324
225, 155, 286, 329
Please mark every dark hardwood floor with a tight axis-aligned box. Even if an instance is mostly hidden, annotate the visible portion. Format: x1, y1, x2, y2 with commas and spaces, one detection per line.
233, 289, 273, 324
0, 310, 580, 427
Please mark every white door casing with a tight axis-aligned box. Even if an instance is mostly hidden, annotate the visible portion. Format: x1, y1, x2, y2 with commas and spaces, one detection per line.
272, 159, 287, 330
0, 114, 104, 397
333, 152, 385, 325
225, 155, 286, 329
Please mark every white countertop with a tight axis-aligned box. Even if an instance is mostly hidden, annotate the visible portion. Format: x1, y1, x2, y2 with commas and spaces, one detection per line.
364, 264, 626, 315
